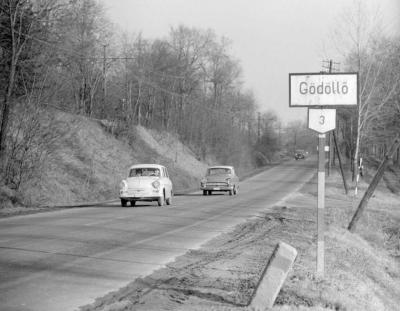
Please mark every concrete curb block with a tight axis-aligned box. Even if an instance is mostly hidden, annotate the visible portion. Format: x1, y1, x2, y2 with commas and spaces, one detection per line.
250, 242, 297, 310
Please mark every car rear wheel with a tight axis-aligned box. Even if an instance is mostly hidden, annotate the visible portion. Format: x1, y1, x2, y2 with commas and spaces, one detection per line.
166, 191, 172, 205
208, 190, 212, 195
203, 190, 207, 196
130, 200, 136, 207
158, 192, 165, 206
121, 199, 127, 207
229, 190, 233, 196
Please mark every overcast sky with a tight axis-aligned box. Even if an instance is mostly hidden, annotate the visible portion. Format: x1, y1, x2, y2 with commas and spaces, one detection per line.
105, 0, 399, 124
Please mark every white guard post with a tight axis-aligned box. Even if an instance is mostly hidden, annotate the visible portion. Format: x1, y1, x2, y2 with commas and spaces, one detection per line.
317, 133, 326, 277
309, 108, 336, 278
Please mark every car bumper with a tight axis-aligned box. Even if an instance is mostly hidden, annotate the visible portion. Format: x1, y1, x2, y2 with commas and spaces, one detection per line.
120, 196, 160, 201
120, 188, 161, 200
200, 185, 234, 191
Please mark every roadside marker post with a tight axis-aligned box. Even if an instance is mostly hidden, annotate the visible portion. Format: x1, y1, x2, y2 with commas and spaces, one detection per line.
289, 72, 358, 278
309, 109, 335, 278
317, 133, 326, 277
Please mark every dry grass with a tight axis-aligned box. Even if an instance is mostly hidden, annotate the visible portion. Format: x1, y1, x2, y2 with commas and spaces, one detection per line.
1, 109, 208, 210
137, 126, 209, 179
274, 171, 400, 311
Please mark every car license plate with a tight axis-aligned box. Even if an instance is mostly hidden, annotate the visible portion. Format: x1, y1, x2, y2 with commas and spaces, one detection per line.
213, 187, 220, 190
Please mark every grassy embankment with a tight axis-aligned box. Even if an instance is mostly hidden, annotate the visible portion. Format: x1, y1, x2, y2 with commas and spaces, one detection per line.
0, 109, 211, 215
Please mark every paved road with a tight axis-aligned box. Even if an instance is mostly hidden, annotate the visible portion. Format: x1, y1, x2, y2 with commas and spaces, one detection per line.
0, 158, 316, 311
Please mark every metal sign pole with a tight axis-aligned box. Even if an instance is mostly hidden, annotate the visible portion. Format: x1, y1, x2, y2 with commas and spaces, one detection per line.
317, 133, 325, 277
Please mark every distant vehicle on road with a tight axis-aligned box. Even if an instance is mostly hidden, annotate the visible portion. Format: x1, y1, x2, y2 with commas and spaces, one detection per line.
119, 164, 173, 207
294, 151, 305, 160
200, 166, 239, 196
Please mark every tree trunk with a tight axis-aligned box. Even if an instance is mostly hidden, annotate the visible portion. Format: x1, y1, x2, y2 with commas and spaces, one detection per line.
348, 136, 400, 232
0, 55, 18, 162
353, 109, 361, 182
0, 98, 11, 160
333, 130, 348, 194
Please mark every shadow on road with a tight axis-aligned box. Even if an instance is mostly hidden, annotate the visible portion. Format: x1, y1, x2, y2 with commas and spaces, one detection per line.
175, 193, 228, 197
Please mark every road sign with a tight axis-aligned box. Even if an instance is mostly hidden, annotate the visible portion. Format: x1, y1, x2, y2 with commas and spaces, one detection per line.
308, 109, 336, 133
289, 73, 358, 107
289, 71, 358, 279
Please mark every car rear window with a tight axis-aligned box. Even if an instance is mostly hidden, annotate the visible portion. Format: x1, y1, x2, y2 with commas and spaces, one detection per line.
207, 168, 231, 175
129, 168, 160, 177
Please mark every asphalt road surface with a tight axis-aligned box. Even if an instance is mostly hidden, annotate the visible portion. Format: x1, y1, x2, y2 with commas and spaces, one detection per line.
0, 158, 316, 311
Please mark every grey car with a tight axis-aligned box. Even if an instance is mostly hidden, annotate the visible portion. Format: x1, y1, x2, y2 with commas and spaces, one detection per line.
200, 166, 239, 196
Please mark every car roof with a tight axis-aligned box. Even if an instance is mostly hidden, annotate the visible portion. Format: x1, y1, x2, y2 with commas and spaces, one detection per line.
208, 166, 234, 169
128, 164, 165, 170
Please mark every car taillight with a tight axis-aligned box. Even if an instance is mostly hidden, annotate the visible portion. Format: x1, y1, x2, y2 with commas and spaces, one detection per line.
152, 180, 160, 189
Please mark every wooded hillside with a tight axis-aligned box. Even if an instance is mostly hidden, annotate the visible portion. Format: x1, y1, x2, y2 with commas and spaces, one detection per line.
1, 0, 399, 202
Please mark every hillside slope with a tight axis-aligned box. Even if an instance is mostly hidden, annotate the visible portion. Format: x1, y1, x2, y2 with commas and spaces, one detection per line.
20, 109, 209, 206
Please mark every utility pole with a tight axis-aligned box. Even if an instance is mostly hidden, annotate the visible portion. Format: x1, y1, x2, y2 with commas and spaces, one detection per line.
322, 59, 348, 194
324, 60, 333, 175
93, 47, 136, 117
322, 60, 340, 176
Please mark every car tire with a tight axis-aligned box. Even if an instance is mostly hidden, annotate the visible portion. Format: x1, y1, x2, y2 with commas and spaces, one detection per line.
229, 190, 233, 196
233, 186, 238, 195
121, 199, 127, 207
130, 200, 136, 207
166, 191, 172, 205
157, 196, 164, 206
203, 190, 207, 196
208, 190, 212, 195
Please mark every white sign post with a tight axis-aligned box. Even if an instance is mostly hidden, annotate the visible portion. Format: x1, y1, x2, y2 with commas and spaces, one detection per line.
308, 108, 337, 277
289, 72, 358, 279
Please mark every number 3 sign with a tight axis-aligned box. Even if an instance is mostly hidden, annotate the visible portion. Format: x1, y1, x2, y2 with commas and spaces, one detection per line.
308, 109, 336, 133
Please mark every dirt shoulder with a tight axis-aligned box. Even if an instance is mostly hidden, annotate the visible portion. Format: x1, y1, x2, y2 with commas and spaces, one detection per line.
80, 170, 400, 311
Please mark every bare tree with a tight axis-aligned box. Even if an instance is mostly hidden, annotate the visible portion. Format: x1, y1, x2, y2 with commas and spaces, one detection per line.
328, 1, 399, 184
0, 0, 55, 165
49, 0, 113, 116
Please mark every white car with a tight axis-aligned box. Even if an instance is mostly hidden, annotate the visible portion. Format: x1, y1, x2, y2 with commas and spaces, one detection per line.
119, 164, 173, 207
